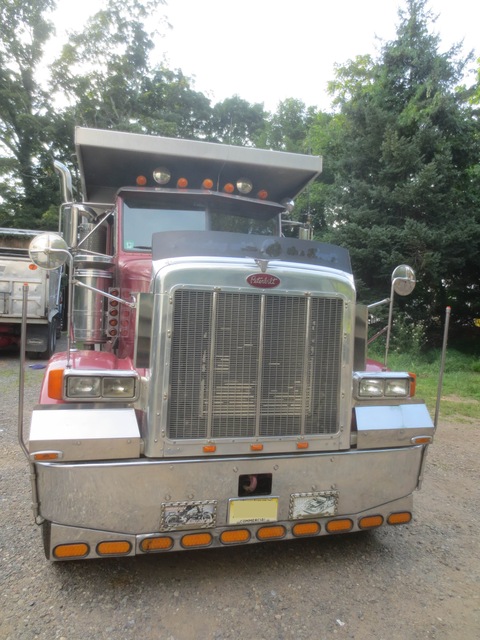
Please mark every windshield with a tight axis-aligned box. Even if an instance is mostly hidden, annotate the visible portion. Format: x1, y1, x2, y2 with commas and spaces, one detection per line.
122, 192, 279, 251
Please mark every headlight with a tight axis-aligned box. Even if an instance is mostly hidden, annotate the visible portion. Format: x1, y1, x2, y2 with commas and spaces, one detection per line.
385, 379, 409, 397
64, 373, 138, 400
359, 378, 384, 397
67, 376, 101, 398
102, 376, 136, 398
355, 373, 413, 399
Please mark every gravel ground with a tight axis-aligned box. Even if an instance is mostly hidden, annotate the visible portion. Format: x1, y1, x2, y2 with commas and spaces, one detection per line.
1, 345, 479, 640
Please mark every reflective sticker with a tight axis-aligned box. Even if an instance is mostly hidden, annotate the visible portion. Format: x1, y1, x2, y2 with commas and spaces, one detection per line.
161, 501, 217, 531
289, 492, 339, 520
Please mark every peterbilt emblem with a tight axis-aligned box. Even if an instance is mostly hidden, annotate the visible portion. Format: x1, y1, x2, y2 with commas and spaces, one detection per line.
246, 273, 281, 288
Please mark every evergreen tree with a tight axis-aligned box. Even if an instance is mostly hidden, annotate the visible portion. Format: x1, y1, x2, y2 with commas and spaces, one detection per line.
312, 0, 480, 341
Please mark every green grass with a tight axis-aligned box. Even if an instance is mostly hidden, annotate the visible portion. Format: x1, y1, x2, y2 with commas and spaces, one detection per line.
370, 347, 480, 422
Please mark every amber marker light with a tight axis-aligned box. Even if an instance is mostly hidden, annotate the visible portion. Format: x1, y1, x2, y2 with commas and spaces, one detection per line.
136, 175, 147, 186
96, 541, 132, 556
32, 451, 62, 461
409, 373, 417, 396
296, 442, 309, 450
203, 445, 217, 453
181, 533, 212, 548
28, 263, 38, 270
387, 512, 412, 525
53, 543, 89, 559
177, 177, 188, 188
220, 529, 251, 544
223, 183, 235, 193
48, 368, 64, 400
257, 525, 286, 540
140, 536, 174, 552
411, 436, 433, 445
250, 443, 263, 452
326, 518, 354, 533
292, 522, 320, 537
257, 190, 268, 199
202, 178, 214, 189
358, 515, 384, 529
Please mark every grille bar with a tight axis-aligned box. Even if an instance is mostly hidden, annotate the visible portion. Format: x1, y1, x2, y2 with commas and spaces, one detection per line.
168, 290, 343, 440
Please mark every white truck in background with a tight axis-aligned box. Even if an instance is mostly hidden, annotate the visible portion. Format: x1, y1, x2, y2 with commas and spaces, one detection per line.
0, 228, 62, 357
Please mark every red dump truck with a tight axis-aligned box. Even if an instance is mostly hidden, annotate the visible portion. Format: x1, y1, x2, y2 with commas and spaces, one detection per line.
21, 127, 434, 561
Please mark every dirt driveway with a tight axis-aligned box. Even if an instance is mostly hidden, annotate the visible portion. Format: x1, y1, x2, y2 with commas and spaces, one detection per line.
0, 350, 478, 640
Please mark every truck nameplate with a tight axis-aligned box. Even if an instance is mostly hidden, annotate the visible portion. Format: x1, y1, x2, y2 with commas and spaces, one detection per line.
228, 497, 279, 525
289, 492, 339, 520
246, 274, 280, 288
161, 500, 217, 531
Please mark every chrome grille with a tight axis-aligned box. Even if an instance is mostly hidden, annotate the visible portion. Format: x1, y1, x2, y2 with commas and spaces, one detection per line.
168, 290, 343, 440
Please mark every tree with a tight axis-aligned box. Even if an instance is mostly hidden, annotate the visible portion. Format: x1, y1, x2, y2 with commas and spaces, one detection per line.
206, 96, 267, 146
50, 0, 212, 144
264, 99, 317, 152
311, 0, 480, 343
0, 0, 59, 228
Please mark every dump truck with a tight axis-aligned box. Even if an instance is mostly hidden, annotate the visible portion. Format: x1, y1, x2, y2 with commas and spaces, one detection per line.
21, 127, 434, 561
0, 227, 62, 357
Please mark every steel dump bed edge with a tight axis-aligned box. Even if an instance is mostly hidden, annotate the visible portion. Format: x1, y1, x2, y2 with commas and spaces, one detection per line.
74, 126, 323, 204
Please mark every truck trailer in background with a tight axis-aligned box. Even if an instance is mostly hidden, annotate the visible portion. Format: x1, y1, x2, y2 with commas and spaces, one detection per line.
0, 228, 62, 357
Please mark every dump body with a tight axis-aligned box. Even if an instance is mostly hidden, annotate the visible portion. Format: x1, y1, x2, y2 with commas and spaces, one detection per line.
24, 128, 434, 560
0, 229, 62, 355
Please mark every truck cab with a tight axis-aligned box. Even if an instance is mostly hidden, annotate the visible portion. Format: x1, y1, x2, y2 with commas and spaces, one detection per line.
23, 128, 434, 561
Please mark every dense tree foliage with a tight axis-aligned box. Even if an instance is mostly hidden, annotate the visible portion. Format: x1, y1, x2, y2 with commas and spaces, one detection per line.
0, 0, 479, 342
0, 0, 58, 227
310, 0, 480, 341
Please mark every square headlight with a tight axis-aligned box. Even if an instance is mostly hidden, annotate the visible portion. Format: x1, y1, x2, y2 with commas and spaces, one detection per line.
66, 376, 101, 398
102, 376, 136, 398
358, 378, 384, 397
385, 378, 409, 397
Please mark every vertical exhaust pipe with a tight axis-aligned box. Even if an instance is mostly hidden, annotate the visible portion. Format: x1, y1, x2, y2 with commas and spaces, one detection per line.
54, 160, 74, 203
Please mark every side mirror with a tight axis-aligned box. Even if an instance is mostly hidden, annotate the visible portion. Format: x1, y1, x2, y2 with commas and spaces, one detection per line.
392, 264, 416, 296
29, 233, 69, 270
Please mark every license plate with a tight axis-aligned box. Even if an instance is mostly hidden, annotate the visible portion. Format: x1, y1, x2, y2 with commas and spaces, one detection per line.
228, 497, 279, 525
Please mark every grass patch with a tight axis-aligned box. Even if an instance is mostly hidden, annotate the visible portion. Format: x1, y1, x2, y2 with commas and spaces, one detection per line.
369, 346, 480, 422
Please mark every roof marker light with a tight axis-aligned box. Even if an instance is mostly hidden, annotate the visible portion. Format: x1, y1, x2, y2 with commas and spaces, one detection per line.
153, 167, 171, 185
202, 178, 214, 189
257, 190, 268, 200
136, 175, 147, 186
236, 178, 253, 194
223, 183, 235, 194
177, 177, 188, 188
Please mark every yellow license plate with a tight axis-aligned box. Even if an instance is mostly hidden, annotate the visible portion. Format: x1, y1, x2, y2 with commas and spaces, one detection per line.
228, 497, 279, 525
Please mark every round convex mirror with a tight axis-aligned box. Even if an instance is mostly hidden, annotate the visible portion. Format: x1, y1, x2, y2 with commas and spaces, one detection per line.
392, 264, 416, 296
29, 233, 69, 270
